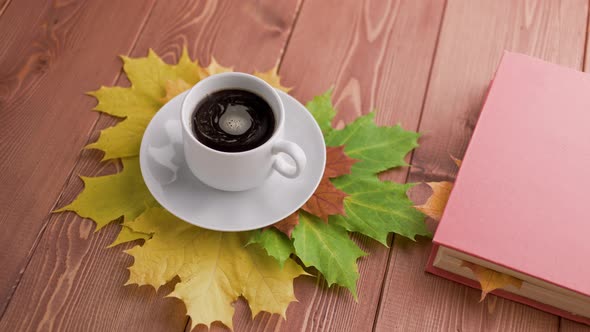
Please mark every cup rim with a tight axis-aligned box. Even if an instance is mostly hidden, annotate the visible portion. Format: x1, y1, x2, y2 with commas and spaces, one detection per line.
180, 72, 285, 156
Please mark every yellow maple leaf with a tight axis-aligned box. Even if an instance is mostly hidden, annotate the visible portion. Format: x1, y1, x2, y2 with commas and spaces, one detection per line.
86, 47, 204, 160
254, 65, 292, 92
56, 48, 307, 330
86, 111, 153, 161
461, 261, 523, 301
55, 158, 156, 230
414, 181, 453, 221
124, 207, 307, 330
108, 225, 150, 248
160, 79, 192, 103
204, 57, 233, 76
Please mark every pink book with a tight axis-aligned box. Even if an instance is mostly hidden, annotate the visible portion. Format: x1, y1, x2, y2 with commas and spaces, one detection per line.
426, 52, 590, 325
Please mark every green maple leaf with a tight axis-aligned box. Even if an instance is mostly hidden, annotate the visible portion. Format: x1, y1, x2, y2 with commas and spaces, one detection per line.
56, 157, 156, 230
291, 211, 366, 298
306, 89, 336, 136
247, 228, 295, 268
256, 91, 427, 295
325, 113, 419, 175
331, 176, 430, 245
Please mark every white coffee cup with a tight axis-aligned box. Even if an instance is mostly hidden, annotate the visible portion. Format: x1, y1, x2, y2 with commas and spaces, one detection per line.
180, 72, 307, 191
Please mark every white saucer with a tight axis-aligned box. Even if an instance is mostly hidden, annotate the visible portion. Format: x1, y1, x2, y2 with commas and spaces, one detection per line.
139, 90, 326, 231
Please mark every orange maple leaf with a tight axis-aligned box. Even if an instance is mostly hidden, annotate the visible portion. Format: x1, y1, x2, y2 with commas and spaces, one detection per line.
461, 261, 523, 301
272, 146, 357, 236
413, 155, 462, 220
450, 154, 462, 167
414, 181, 453, 221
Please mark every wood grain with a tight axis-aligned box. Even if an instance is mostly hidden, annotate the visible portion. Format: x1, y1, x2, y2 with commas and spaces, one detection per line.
2, 0, 589, 331
585, 10, 590, 73
375, 1, 588, 331
561, 320, 590, 332
0, 0, 302, 331
220, 1, 444, 331
0, 0, 156, 313
0, 0, 11, 18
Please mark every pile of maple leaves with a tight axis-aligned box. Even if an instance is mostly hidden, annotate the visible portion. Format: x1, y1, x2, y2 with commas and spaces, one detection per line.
57, 48, 431, 330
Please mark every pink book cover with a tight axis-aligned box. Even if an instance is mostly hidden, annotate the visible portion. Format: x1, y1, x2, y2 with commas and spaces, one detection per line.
426, 52, 590, 325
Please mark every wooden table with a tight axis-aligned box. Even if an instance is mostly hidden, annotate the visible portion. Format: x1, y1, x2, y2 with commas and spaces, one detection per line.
1, 0, 588, 331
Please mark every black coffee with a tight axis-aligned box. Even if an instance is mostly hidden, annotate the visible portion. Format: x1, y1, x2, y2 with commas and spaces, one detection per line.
191, 89, 275, 152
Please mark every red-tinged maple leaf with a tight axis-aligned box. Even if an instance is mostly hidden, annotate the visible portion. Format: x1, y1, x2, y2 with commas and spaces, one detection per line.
301, 177, 348, 222
324, 146, 358, 178
272, 146, 357, 236
271, 212, 299, 238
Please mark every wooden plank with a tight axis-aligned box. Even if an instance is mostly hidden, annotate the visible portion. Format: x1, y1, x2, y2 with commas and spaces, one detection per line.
219, 1, 445, 331
0, 0, 11, 18
0, 0, 156, 313
375, 1, 588, 331
0, 0, 302, 331
561, 320, 590, 332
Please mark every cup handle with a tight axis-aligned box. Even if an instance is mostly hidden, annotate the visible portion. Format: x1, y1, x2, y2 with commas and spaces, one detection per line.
272, 140, 307, 178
